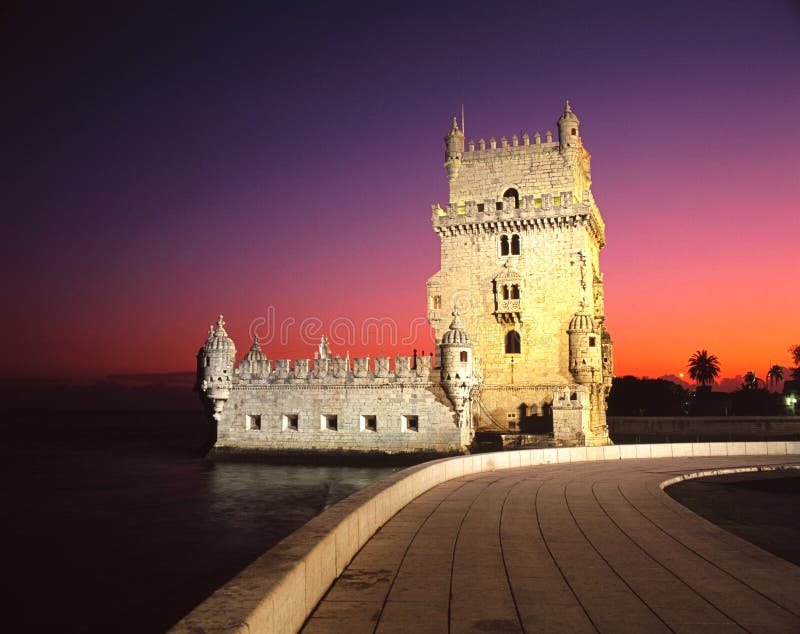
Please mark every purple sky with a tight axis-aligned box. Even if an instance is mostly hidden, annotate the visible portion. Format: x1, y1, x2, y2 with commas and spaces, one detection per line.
2, 1, 799, 384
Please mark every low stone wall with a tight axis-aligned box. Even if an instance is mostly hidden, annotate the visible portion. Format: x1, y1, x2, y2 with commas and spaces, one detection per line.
216, 383, 468, 453
168, 441, 800, 634
610, 416, 800, 442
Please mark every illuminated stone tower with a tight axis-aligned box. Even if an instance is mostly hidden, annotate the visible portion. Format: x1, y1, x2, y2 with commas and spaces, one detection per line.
427, 103, 612, 446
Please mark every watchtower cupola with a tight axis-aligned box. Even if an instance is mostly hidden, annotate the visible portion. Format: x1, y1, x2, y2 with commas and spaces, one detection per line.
444, 116, 465, 182
558, 100, 581, 150
567, 311, 601, 385
196, 314, 237, 419
440, 309, 474, 413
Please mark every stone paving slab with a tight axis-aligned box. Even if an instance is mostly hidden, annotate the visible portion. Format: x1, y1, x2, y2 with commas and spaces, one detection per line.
303, 456, 800, 633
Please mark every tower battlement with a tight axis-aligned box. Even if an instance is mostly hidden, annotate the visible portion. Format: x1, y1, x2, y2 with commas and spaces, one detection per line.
444, 103, 592, 207
431, 188, 605, 248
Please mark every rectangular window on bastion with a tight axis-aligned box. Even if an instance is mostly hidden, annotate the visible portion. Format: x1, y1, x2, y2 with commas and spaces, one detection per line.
246, 414, 261, 431
360, 415, 377, 432
282, 414, 299, 431
321, 414, 338, 431
402, 415, 419, 432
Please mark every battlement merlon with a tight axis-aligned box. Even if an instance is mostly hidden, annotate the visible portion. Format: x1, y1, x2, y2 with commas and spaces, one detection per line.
430, 189, 606, 248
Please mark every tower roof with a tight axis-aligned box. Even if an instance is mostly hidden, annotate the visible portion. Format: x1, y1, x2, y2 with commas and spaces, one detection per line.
568, 311, 596, 333
244, 334, 265, 362
204, 314, 236, 353
446, 116, 463, 138
558, 100, 580, 124
442, 309, 471, 345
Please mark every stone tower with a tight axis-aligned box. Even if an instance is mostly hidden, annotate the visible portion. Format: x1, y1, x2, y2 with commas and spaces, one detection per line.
427, 102, 612, 446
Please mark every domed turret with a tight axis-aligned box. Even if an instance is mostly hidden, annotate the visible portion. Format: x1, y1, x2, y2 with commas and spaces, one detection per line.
444, 116, 465, 182
440, 309, 473, 413
567, 310, 601, 384
239, 334, 268, 378
558, 100, 581, 150
196, 314, 237, 419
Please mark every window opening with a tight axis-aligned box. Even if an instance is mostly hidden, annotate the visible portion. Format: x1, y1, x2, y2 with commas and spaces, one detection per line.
502, 188, 520, 209
505, 330, 521, 354
360, 415, 377, 432
282, 414, 298, 431
321, 414, 338, 431
402, 415, 419, 432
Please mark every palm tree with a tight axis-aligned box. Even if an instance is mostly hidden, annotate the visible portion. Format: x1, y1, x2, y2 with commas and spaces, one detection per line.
687, 349, 721, 388
742, 371, 759, 391
790, 344, 800, 367
766, 364, 784, 391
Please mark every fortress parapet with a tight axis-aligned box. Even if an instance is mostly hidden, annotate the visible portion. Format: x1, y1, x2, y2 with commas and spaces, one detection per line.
432, 189, 605, 247
231, 353, 436, 386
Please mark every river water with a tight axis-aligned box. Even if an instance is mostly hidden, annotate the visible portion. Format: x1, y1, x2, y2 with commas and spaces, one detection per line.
3, 410, 396, 633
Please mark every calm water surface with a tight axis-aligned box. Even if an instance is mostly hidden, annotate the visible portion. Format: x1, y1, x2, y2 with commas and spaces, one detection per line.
3, 410, 396, 633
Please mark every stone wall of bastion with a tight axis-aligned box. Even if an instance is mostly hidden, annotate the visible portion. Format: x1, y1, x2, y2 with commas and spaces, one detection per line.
213, 354, 470, 454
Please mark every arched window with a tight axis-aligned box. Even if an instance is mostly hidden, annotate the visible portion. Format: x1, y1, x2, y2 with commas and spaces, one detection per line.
500, 234, 509, 256
503, 188, 520, 209
505, 330, 521, 354
502, 285, 509, 300
511, 234, 521, 255
510, 284, 520, 300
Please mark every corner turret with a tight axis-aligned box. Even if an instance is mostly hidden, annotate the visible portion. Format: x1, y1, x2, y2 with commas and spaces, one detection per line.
567, 311, 601, 384
558, 100, 581, 151
444, 116, 464, 182
439, 309, 474, 416
196, 314, 236, 420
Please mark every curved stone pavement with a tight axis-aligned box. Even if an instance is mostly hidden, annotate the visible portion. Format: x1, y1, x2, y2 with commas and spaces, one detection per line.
303, 456, 800, 633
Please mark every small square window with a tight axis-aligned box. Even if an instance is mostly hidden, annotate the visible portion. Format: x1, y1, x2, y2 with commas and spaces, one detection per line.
589, 336, 596, 347
495, 201, 503, 211
402, 415, 419, 432
477, 203, 485, 213
460, 351, 468, 362
360, 415, 377, 432
246, 414, 261, 430
282, 414, 298, 431
321, 414, 338, 431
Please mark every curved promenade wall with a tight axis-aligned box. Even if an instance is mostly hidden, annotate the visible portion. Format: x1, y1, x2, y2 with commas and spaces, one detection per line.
169, 441, 800, 634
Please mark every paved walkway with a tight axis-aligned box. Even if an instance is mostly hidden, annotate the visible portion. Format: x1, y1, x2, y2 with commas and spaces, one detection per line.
303, 456, 800, 633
